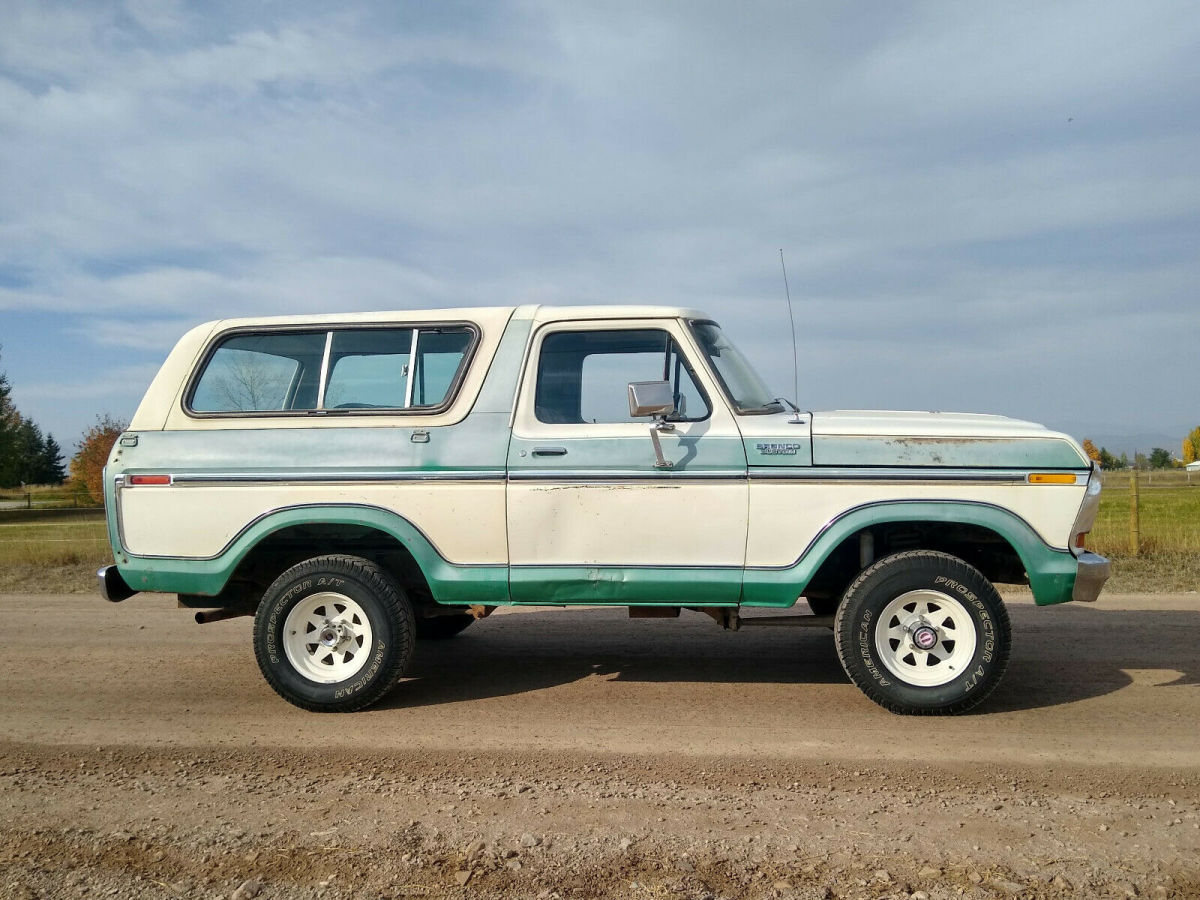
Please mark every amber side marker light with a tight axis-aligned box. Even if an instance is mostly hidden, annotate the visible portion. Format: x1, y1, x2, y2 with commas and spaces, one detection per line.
1028, 473, 1077, 484
128, 474, 171, 485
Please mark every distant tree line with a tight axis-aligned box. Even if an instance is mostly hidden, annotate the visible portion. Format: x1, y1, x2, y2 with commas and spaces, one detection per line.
0, 349, 66, 488
1082, 436, 1193, 471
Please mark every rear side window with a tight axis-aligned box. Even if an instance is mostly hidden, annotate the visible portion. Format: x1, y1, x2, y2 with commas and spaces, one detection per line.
188, 325, 476, 415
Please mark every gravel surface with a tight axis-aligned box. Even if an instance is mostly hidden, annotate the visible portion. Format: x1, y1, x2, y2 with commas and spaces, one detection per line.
2, 593, 1198, 899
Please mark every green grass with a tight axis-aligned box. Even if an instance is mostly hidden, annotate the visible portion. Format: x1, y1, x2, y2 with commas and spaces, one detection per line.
0, 484, 99, 510
0, 514, 112, 592
1090, 471, 1200, 555
1086, 470, 1200, 591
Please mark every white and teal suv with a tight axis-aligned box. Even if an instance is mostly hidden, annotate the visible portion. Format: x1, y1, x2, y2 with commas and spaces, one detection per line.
98, 305, 1110, 714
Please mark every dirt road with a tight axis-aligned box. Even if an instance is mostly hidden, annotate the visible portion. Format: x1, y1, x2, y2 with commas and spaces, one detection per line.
2, 593, 1199, 899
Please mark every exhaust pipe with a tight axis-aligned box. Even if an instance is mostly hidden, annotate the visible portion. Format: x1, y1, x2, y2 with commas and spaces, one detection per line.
194, 608, 252, 625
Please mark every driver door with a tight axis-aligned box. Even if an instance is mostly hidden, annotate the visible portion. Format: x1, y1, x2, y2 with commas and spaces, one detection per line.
506, 317, 748, 605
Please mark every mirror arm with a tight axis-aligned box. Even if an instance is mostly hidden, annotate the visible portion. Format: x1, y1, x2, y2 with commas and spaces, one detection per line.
649, 417, 674, 469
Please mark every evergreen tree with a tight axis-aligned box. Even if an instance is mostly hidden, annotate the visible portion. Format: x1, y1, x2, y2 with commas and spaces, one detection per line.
0, 349, 68, 487
15, 418, 44, 485
0, 351, 21, 488
1148, 447, 1173, 470
39, 434, 66, 484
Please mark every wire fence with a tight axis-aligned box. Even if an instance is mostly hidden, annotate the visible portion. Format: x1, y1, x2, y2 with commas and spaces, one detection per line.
1090, 469, 1200, 557
0, 487, 100, 511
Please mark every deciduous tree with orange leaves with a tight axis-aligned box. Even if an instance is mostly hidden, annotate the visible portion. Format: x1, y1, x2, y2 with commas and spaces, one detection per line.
1184, 427, 1200, 464
1081, 438, 1102, 465
69, 415, 126, 504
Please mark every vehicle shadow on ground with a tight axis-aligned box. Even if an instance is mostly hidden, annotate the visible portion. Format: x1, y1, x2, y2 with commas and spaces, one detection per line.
385, 609, 847, 711
383, 603, 1200, 713
986, 602, 1200, 713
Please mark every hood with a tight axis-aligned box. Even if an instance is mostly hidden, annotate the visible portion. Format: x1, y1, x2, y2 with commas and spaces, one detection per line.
806, 410, 1089, 469
811, 409, 1051, 439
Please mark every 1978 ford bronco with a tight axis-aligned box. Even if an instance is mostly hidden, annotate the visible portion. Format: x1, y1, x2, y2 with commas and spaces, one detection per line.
99, 305, 1109, 714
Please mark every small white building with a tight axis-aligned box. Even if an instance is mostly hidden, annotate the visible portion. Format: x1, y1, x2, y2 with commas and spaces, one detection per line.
1188, 460, 1200, 472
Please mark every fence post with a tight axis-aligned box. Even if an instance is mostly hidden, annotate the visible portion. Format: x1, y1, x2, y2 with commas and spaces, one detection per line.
25, 492, 31, 510
1129, 468, 1141, 555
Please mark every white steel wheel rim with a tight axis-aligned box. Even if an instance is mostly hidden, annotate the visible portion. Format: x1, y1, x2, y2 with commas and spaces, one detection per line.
874, 589, 978, 688
282, 592, 374, 684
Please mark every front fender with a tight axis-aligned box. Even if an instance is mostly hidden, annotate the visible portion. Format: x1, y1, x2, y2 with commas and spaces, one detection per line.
741, 499, 1078, 607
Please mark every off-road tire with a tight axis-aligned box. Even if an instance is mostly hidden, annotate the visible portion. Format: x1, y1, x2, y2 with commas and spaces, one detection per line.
834, 550, 1011, 715
415, 614, 476, 640
253, 554, 414, 712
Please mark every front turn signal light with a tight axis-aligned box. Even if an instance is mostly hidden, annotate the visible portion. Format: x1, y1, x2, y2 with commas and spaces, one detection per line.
1029, 473, 1077, 484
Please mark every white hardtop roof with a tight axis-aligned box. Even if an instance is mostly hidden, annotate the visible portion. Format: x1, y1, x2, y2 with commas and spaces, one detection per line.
196, 304, 712, 332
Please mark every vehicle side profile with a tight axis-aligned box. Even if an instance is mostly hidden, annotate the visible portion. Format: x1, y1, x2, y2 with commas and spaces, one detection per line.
99, 305, 1109, 714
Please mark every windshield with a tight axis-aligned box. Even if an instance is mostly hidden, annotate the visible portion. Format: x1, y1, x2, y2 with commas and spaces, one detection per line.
688, 320, 782, 414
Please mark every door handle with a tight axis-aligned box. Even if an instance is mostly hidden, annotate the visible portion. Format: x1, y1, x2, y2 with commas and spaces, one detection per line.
531, 446, 568, 457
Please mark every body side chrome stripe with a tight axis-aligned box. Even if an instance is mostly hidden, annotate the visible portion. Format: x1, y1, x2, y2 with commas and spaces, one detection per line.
138, 468, 1056, 486
749, 467, 1068, 483
168, 471, 505, 484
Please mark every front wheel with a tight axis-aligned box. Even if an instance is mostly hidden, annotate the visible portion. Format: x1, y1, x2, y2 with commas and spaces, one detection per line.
253, 555, 414, 712
834, 550, 1011, 715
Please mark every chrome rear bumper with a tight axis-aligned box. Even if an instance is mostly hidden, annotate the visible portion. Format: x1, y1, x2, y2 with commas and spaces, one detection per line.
1072, 552, 1110, 603
97, 565, 137, 603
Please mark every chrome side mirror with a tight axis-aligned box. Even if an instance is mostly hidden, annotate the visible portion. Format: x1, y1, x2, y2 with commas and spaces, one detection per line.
627, 380, 675, 418
627, 380, 675, 469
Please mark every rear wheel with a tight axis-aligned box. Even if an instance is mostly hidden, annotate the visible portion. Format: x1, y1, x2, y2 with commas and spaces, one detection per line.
253, 554, 414, 712
415, 613, 475, 640
834, 550, 1011, 715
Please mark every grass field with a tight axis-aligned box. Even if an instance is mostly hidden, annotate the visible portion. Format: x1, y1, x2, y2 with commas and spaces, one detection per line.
1086, 469, 1200, 592
0, 485, 97, 511
0, 513, 112, 592
0, 472, 1197, 593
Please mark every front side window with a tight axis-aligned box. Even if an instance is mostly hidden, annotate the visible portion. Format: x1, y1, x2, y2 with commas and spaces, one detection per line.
189, 325, 475, 415
688, 320, 781, 414
534, 328, 710, 425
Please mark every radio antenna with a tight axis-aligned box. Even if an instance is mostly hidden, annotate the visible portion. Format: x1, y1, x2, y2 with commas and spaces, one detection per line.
779, 249, 801, 422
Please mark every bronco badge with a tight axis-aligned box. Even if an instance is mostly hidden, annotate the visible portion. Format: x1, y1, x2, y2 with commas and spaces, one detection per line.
755, 442, 802, 456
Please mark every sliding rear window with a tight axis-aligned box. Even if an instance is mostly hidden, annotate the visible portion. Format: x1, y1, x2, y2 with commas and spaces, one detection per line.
187, 324, 477, 416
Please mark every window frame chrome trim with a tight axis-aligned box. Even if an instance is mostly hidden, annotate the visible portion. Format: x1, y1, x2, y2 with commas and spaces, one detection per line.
314, 330, 334, 410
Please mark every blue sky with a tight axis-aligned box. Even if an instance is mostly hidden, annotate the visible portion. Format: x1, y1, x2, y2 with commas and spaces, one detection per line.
1, 1, 1197, 454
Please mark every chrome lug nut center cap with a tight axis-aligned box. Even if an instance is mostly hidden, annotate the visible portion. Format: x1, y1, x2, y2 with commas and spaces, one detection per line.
317, 622, 347, 648
911, 624, 939, 651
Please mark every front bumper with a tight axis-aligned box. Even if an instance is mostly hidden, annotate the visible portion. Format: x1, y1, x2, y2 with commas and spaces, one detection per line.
97, 565, 137, 603
1071, 552, 1110, 603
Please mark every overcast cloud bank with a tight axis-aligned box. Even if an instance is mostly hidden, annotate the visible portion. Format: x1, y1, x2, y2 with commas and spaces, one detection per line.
1, 1, 1197, 453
